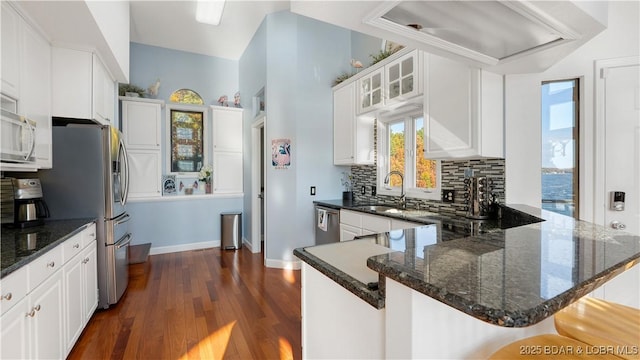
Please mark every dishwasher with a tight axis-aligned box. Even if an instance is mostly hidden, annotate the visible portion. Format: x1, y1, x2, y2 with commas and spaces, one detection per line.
315, 205, 340, 244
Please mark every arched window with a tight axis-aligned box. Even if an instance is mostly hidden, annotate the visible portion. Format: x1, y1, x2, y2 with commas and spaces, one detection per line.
169, 89, 204, 105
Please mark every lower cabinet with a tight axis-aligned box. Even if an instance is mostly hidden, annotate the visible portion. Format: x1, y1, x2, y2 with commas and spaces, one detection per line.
0, 270, 64, 359
339, 210, 421, 241
0, 223, 96, 359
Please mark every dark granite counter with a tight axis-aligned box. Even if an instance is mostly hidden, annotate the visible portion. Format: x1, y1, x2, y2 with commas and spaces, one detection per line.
1, 218, 95, 278
297, 202, 640, 327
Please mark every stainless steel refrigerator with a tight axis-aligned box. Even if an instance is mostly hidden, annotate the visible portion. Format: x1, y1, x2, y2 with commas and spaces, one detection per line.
39, 123, 131, 309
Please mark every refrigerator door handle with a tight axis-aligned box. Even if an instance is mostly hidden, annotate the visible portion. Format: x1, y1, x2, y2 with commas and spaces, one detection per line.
115, 213, 131, 225
116, 234, 132, 249
118, 139, 130, 206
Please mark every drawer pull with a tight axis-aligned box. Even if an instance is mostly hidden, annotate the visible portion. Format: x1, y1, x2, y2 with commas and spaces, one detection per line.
82, 257, 89, 264
34, 304, 41, 311
27, 309, 36, 317
73, 243, 80, 249
47, 261, 55, 268
2, 293, 12, 301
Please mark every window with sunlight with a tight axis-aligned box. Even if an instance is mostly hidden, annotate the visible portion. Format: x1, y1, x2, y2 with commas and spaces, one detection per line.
541, 79, 579, 218
380, 112, 439, 200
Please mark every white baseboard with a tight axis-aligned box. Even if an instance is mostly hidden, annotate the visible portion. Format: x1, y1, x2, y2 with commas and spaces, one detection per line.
242, 237, 259, 253
149, 240, 220, 255
265, 257, 301, 270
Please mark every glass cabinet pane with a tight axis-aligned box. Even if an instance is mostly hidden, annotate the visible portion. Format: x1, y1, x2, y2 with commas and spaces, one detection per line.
372, 89, 381, 105
362, 78, 370, 93
402, 75, 414, 95
362, 93, 371, 108
388, 64, 400, 82
389, 81, 400, 98
401, 57, 413, 76
372, 73, 381, 89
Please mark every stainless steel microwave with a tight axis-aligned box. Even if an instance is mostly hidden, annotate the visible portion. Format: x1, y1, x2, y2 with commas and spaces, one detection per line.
1, 109, 37, 164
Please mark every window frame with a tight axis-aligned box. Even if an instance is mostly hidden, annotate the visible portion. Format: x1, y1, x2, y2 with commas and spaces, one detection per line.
377, 109, 441, 201
165, 103, 209, 175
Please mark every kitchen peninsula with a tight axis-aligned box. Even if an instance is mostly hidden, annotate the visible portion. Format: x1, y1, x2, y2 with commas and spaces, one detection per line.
294, 203, 640, 359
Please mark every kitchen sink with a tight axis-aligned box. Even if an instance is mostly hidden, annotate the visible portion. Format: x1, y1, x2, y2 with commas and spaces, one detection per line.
356, 205, 438, 218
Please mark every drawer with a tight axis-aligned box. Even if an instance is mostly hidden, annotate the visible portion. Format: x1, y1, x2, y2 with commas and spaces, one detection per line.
28, 244, 63, 291
62, 232, 84, 263
82, 222, 97, 248
362, 214, 391, 233
0, 266, 28, 315
340, 210, 362, 228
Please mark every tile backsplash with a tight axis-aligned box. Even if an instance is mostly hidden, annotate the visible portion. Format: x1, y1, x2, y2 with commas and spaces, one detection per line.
350, 158, 505, 217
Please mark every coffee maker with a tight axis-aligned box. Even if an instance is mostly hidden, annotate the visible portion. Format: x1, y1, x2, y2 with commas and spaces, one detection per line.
12, 178, 49, 228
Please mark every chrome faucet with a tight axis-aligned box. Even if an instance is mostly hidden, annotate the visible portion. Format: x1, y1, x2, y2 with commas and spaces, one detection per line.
384, 171, 406, 209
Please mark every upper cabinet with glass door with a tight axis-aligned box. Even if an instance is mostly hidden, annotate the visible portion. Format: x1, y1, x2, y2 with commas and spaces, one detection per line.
357, 68, 384, 114
385, 50, 422, 105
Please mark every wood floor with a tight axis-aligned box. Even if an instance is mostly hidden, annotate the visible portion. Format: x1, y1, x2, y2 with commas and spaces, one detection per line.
68, 247, 301, 360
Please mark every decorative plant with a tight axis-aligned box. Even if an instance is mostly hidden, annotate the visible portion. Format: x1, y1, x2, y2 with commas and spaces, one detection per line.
370, 49, 397, 66
118, 83, 146, 97
341, 172, 353, 192
198, 164, 213, 184
333, 71, 356, 86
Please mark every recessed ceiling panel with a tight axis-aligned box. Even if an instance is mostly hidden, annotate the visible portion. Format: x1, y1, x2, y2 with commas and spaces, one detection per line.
381, 1, 563, 60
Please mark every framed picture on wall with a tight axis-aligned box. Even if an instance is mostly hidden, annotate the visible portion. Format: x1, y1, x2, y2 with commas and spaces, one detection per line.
162, 175, 177, 196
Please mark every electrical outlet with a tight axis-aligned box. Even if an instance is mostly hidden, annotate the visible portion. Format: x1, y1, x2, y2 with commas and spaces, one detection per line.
361, 185, 366, 195
371, 185, 376, 196
310, 186, 316, 196
442, 189, 455, 203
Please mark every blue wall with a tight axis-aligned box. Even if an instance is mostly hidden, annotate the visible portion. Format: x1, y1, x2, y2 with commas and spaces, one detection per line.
125, 15, 382, 258
125, 43, 242, 253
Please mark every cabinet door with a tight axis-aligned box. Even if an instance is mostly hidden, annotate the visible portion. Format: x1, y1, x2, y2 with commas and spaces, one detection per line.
122, 101, 162, 149
128, 150, 161, 198
29, 271, 64, 360
63, 255, 84, 355
82, 243, 98, 323
212, 107, 243, 152
0, 297, 29, 359
333, 83, 355, 164
213, 151, 243, 194
1, 2, 21, 99
357, 68, 384, 114
92, 55, 113, 125
340, 224, 361, 242
424, 54, 475, 157
52, 47, 92, 119
362, 214, 391, 234
386, 50, 420, 103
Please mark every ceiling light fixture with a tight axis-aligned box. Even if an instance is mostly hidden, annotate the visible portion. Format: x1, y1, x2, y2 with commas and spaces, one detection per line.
196, 0, 226, 26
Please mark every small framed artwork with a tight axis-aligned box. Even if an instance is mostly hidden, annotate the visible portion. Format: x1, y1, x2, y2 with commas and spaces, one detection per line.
176, 175, 204, 195
272, 138, 291, 170
162, 175, 177, 196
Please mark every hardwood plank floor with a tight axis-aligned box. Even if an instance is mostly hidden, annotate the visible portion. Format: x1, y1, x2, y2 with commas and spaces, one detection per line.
68, 247, 301, 360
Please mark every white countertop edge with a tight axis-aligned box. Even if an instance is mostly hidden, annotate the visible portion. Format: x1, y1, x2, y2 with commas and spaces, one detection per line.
129, 193, 244, 203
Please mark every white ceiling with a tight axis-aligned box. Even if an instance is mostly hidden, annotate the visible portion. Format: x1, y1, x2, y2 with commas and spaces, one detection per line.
129, 1, 290, 60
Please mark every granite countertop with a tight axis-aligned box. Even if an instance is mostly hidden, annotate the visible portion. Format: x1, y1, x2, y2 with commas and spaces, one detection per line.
297, 201, 640, 327
1, 218, 96, 278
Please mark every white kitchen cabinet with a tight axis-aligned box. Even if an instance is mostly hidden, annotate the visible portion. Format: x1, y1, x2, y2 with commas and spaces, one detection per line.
63, 235, 97, 357
20, 22, 52, 169
1, 2, 21, 100
385, 50, 422, 105
212, 151, 243, 194
121, 98, 164, 198
340, 223, 362, 242
340, 210, 392, 240
211, 106, 243, 195
357, 68, 384, 115
128, 150, 162, 198
333, 83, 375, 165
212, 106, 243, 152
0, 223, 96, 359
424, 53, 503, 159
52, 47, 115, 125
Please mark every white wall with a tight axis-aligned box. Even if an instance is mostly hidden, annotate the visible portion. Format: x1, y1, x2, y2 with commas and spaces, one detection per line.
505, 1, 640, 222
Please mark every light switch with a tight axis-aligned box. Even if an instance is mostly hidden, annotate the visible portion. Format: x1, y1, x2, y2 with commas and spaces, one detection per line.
310, 186, 316, 196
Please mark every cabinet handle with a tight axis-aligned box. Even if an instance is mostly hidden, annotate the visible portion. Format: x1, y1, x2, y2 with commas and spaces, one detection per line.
73, 243, 80, 249
82, 257, 89, 264
90, 233, 95, 237
2, 292, 12, 301
34, 304, 41, 311
27, 309, 36, 317
47, 261, 55, 268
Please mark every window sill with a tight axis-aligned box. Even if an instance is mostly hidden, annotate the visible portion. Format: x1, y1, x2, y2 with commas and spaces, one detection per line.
129, 193, 244, 203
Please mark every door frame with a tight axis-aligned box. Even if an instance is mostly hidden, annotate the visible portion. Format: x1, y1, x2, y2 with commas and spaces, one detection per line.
251, 114, 266, 254
593, 56, 640, 226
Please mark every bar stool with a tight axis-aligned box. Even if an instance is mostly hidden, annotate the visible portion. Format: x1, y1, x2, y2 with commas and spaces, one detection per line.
488, 334, 612, 359
554, 297, 640, 360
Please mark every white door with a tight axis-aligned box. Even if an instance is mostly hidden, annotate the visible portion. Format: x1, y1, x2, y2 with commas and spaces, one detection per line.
594, 58, 640, 307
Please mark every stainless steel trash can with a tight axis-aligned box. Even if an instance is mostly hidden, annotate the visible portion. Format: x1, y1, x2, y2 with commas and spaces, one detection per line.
221, 212, 242, 250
